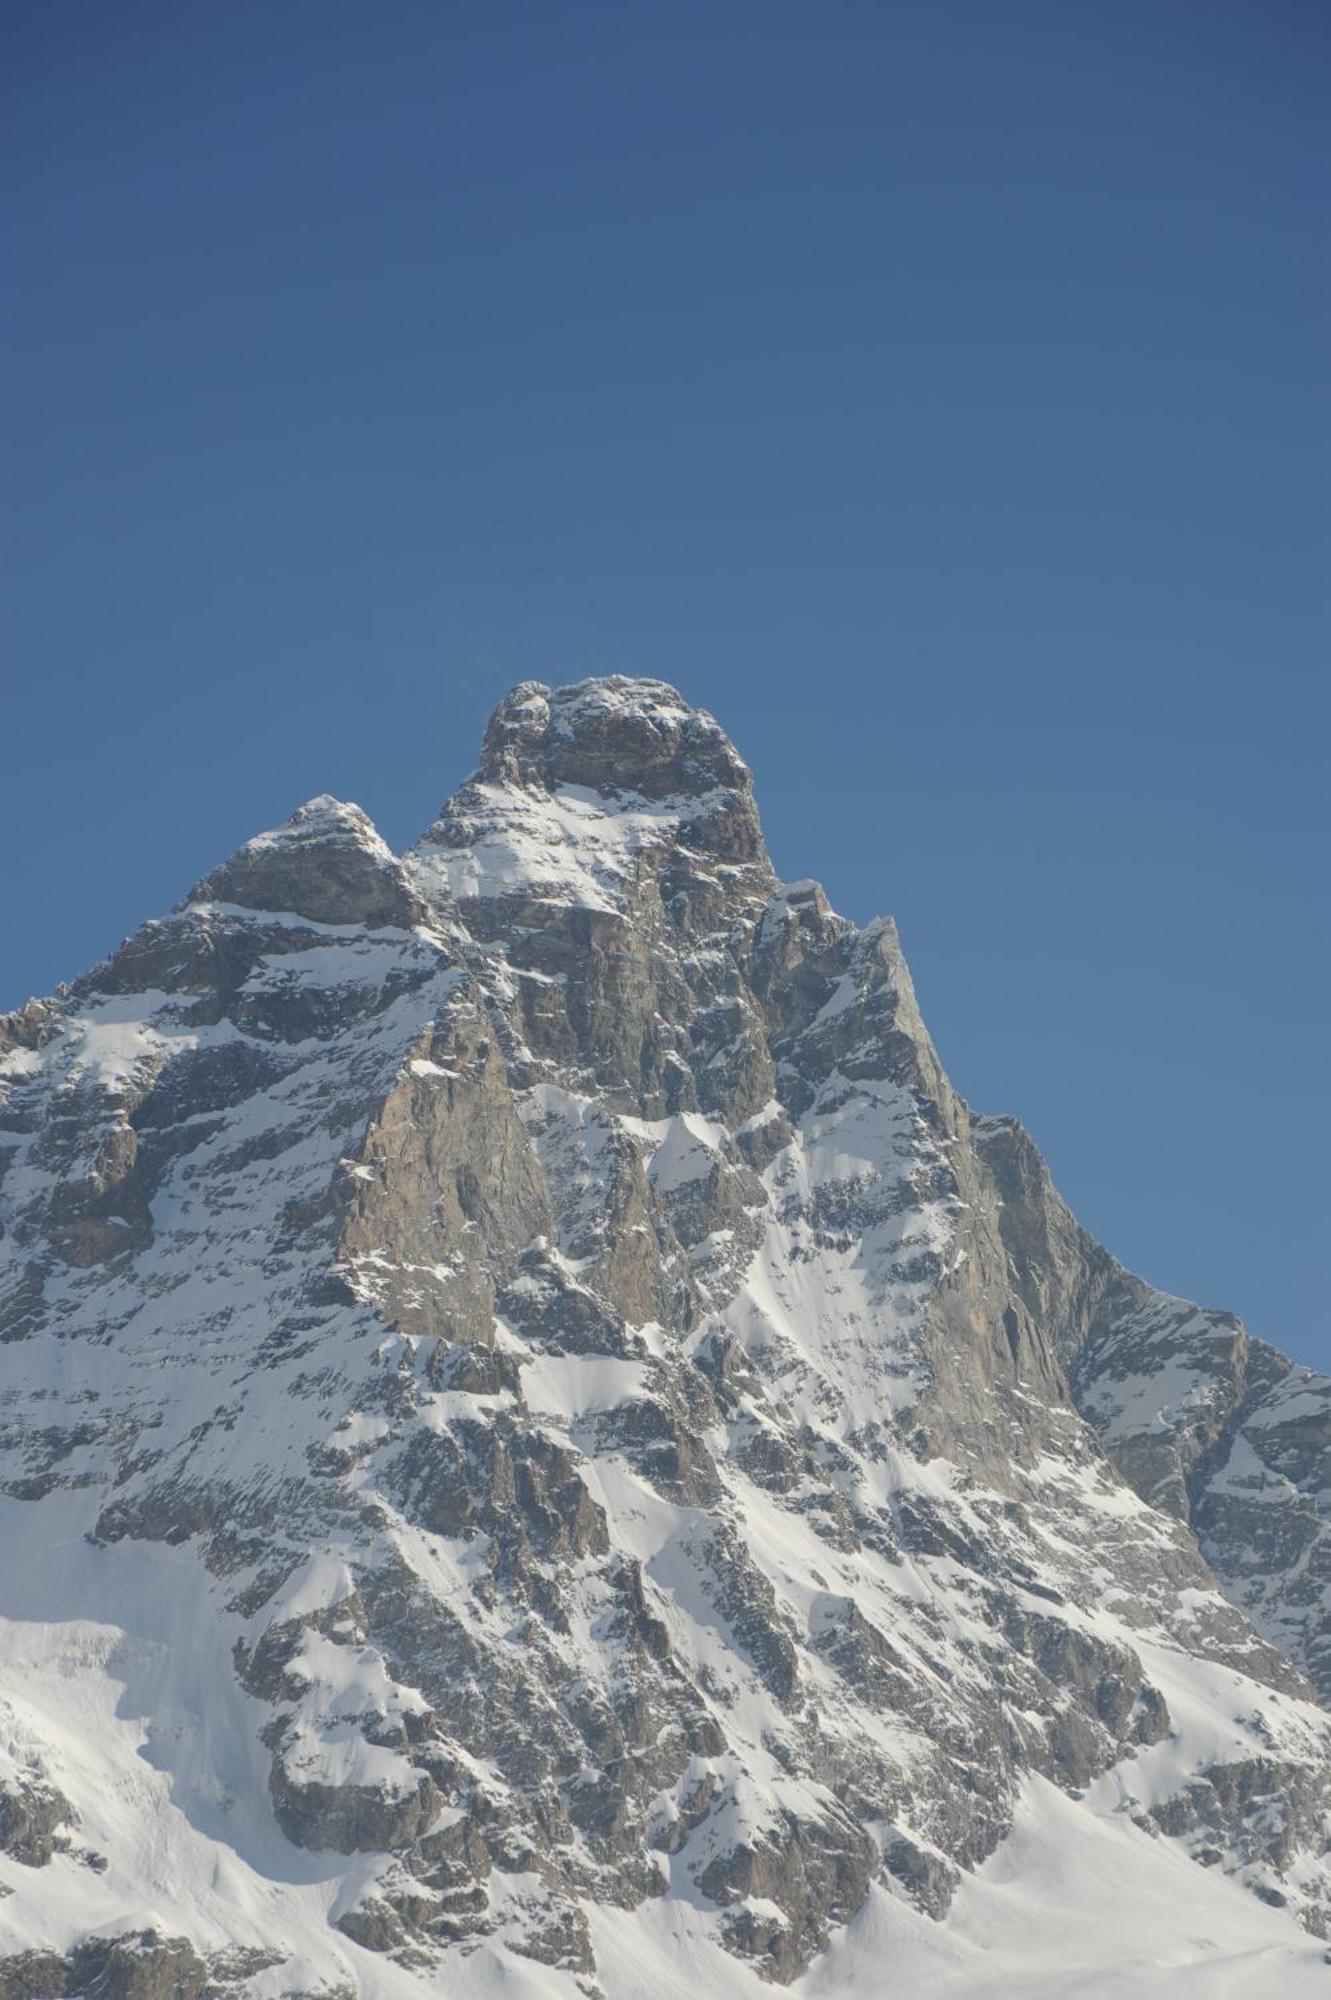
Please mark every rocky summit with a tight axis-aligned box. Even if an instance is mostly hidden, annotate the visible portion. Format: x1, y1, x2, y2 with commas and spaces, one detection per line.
1, 675, 1329, 1999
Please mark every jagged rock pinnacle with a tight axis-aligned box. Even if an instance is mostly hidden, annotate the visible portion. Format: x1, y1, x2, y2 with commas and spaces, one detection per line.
478, 675, 753, 803
408, 676, 774, 917
188, 794, 426, 929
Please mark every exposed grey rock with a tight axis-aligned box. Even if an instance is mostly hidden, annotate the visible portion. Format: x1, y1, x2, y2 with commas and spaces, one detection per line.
268, 1757, 441, 1856
0, 1933, 209, 2000
0, 1776, 75, 1867
973, 1111, 1331, 1703
187, 795, 428, 932
695, 1792, 877, 1981
338, 998, 553, 1343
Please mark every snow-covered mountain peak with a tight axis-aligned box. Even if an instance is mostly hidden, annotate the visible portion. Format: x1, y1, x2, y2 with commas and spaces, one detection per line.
2, 685, 1330, 1998
407, 676, 773, 923
477, 676, 752, 800
187, 793, 427, 931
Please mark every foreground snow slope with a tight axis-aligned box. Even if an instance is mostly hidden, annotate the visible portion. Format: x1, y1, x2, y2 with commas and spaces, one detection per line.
1, 678, 1328, 1997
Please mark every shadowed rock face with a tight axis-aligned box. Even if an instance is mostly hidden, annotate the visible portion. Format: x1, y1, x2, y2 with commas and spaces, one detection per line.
478, 677, 758, 818
189, 794, 429, 931
0, 1930, 211, 1999
972, 1112, 1331, 1703
0, 1774, 76, 1867
0, 674, 1328, 1994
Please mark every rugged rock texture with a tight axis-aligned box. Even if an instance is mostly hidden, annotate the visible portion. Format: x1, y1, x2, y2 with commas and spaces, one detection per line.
0, 1930, 211, 1999
0, 1774, 75, 1870
974, 1113, 1331, 1702
0, 675, 1327, 1996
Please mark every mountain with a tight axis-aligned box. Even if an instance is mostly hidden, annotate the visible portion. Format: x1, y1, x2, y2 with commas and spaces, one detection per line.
1, 675, 1328, 2000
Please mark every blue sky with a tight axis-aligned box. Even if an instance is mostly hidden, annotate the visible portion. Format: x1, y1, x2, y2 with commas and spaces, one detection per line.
3, 2, 1328, 1367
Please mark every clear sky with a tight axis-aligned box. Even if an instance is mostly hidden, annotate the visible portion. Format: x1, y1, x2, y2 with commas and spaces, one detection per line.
3, 2, 1328, 1369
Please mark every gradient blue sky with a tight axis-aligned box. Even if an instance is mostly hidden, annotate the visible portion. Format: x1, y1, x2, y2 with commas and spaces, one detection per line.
3, 2, 1328, 1368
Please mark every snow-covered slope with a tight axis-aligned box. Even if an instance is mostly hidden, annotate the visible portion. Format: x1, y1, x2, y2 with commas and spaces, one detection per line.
1, 677, 1328, 1998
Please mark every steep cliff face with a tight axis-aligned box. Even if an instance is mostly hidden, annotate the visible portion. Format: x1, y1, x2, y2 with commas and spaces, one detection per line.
973, 1113, 1331, 1704
1, 677, 1328, 1999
